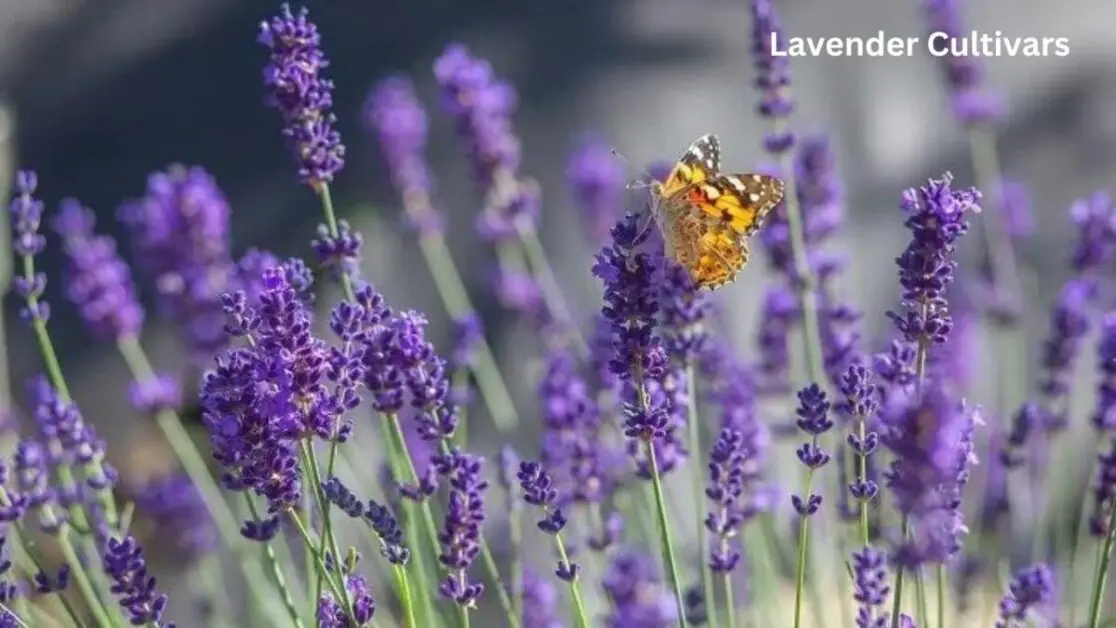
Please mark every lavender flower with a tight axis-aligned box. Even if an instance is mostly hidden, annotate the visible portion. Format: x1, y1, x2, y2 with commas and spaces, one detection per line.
592, 213, 670, 442
0, 533, 22, 625
128, 374, 183, 417
754, 284, 796, 398
839, 361, 881, 510
434, 44, 521, 194
1039, 195, 1116, 432
102, 535, 174, 627
705, 427, 757, 573
133, 474, 216, 562
1089, 314, 1116, 536
750, 0, 795, 153
521, 567, 563, 628
567, 135, 625, 243
448, 312, 482, 406
434, 448, 487, 608
52, 199, 145, 341
659, 259, 712, 364
887, 173, 981, 352
601, 549, 675, 627
883, 382, 978, 567
538, 348, 615, 506
9, 171, 49, 323
364, 498, 410, 566
851, 547, 890, 628
258, 3, 345, 186
118, 165, 237, 361
317, 573, 376, 627
792, 384, 832, 517
920, 0, 1003, 125
517, 460, 579, 581
996, 563, 1055, 627
364, 75, 436, 222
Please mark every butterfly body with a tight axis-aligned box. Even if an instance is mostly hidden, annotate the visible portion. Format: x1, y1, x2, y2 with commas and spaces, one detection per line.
649, 134, 785, 290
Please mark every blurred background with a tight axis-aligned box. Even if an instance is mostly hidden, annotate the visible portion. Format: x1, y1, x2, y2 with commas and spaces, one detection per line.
0, 0, 1113, 623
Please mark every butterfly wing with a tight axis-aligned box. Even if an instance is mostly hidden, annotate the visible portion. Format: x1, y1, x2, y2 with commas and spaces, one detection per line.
666, 173, 785, 290
658, 134, 721, 198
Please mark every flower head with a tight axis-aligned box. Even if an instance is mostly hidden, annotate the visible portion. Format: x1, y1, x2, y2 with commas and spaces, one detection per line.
434, 448, 487, 608
9, 171, 49, 323
119, 165, 236, 361
102, 535, 174, 626
133, 474, 216, 562
886, 173, 981, 348
996, 563, 1055, 628
258, 3, 345, 186
920, 0, 1004, 125
52, 199, 144, 340
750, 0, 794, 153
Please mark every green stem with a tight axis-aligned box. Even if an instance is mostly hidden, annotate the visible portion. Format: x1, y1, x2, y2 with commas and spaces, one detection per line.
393, 565, 419, 628
287, 510, 358, 624
792, 473, 816, 628
686, 365, 718, 628
1087, 464, 1116, 628
299, 440, 354, 615
53, 521, 114, 628
890, 516, 911, 628
515, 221, 589, 358
936, 565, 946, 628
508, 497, 524, 623
723, 573, 737, 628
244, 498, 305, 628
378, 419, 439, 628
553, 533, 591, 628
415, 227, 518, 432
645, 439, 689, 627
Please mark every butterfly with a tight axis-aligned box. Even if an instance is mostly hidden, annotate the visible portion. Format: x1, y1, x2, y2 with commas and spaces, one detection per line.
648, 134, 785, 290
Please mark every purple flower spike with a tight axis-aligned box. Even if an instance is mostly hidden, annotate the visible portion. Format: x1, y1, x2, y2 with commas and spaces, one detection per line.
883, 382, 978, 567
851, 547, 891, 628
434, 448, 487, 608
750, 0, 795, 153
887, 173, 981, 350
133, 474, 216, 562
705, 427, 762, 573
258, 4, 345, 187
119, 165, 237, 362
9, 171, 50, 323
659, 259, 712, 364
602, 549, 675, 627
792, 384, 832, 516
434, 43, 522, 194
1089, 314, 1116, 537
567, 134, 625, 244
364, 76, 435, 213
996, 563, 1055, 628
521, 567, 563, 628
53, 199, 145, 341
102, 535, 174, 627
920, 0, 1004, 125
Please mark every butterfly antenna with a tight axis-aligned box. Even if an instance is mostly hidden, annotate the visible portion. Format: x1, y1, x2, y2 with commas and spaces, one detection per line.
609, 147, 654, 191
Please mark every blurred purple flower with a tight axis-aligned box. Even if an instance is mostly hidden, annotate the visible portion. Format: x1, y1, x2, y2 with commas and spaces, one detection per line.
883, 383, 978, 567
128, 374, 183, 418
750, 0, 794, 154
521, 567, 563, 628
364, 76, 435, 217
567, 135, 625, 243
52, 199, 145, 341
258, 3, 345, 187
920, 0, 1004, 125
996, 563, 1055, 628
602, 549, 675, 627
119, 165, 237, 362
434, 43, 537, 243
134, 474, 216, 562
